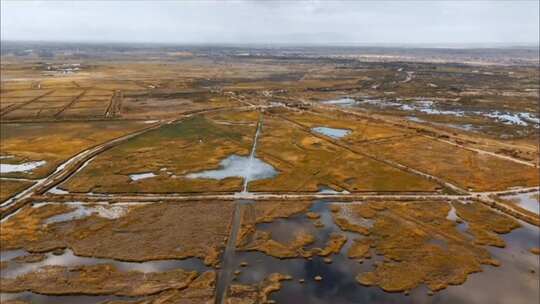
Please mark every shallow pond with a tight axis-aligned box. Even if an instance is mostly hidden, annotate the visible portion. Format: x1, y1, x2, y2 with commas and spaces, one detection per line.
44, 204, 128, 224
0, 247, 208, 303
186, 154, 277, 183
483, 111, 539, 127
501, 192, 539, 215
324, 97, 539, 128
446, 203, 471, 235
322, 98, 357, 106
226, 200, 540, 304
312, 127, 351, 139
48, 186, 69, 194
0, 248, 207, 278
406, 116, 426, 123
318, 185, 350, 194
128, 172, 156, 181
0, 160, 46, 174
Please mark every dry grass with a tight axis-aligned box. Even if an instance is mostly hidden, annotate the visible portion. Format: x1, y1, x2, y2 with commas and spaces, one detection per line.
0, 201, 235, 266
330, 201, 513, 292
0, 121, 149, 179
362, 136, 539, 191
62, 115, 255, 193
250, 115, 439, 192
0, 179, 33, 202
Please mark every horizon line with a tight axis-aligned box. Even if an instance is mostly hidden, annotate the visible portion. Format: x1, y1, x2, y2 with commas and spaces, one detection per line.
1, 39, 539, 49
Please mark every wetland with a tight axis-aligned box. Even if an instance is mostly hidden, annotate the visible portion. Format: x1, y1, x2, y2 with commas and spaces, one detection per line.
0, 42, 538, 304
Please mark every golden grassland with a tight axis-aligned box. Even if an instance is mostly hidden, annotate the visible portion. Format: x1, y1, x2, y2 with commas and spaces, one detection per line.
1, 265, 216, 303
225, 273, 292, 304
331, 201, 519, 292
362, 136, 539, 191
250, 114, 439, 192
278, 109, 407, 143
0, 179, 33, 202
0, 201, 234, 266
236, 201, 347, 259
0, 121, 150, 179
231, 199, 524, 293
61, 114, 255, 193
0, 51, 539, 302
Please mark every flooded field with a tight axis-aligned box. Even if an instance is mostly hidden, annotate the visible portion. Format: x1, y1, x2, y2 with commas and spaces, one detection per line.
500, 192, 540, 215
325, 97, 540, 127
0, 201, 227, 303
224, 200, 540, 304
0, 199, 538, 303
1, 248, 207, 279
1, 43, 539, 304
0, 293, 134, 304
186, 154, 278, 187
312, 127, 351, 139
128, 172, 156, 181
321, 97, 540, 138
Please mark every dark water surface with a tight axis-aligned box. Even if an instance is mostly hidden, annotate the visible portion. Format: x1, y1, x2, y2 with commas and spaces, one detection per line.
230, 200, 540, 304
1, 200, 538, 304
1, 248, 208, 303
0, 293, 134, 304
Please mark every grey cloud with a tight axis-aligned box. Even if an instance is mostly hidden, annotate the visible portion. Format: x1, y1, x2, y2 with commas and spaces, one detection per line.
1, 0, 538, 45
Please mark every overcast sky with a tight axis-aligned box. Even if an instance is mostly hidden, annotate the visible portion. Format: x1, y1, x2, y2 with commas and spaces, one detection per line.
1, 0, 539, 45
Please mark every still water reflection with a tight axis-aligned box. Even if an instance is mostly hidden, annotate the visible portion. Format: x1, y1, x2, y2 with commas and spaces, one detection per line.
230, 201, 540, 304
